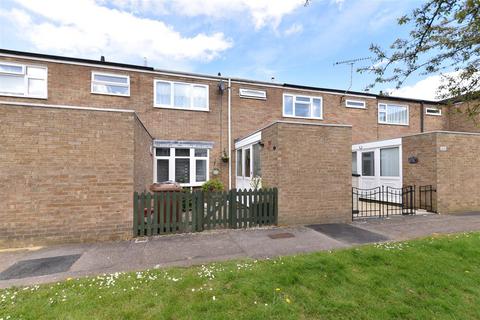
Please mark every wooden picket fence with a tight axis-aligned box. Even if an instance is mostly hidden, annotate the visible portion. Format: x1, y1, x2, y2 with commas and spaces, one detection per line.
133, 188, 278, 237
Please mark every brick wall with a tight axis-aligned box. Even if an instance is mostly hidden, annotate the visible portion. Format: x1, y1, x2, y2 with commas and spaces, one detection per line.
402, 133, 438, 209
402, 132, 480, 214
436, 132, 480, 213
447, 101, 480, 133
0, 104, 152, 248
261, 121, 352, 225
0, 55, 453, 189
134, 117, 154, 193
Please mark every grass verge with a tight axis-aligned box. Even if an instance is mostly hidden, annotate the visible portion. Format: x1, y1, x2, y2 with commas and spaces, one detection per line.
2, 232, 480, 319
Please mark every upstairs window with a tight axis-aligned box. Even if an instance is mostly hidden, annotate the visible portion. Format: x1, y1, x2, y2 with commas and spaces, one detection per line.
91, 72, 130, 96
0, 62, 47, 98
345, 99, 366, 109
283, 94, 322, 119
239, 88, 267, 100
378, 103, 409, 125
154, 80, 209, 111
425, 107, 442, 116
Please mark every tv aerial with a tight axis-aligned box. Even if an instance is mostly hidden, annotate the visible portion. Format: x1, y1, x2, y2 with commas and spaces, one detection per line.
334, 57, 371, 92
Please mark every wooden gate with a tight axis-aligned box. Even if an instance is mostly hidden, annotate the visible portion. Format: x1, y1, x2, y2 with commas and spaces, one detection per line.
133, 188, 278, 237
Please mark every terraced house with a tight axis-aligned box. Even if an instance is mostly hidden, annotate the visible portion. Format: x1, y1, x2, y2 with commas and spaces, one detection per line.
1, 48, 479, 248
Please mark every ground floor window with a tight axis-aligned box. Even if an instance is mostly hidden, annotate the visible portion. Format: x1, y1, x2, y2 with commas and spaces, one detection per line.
154, 146, 209, 186
380, 147, 400, 177
362, 151, 375, 176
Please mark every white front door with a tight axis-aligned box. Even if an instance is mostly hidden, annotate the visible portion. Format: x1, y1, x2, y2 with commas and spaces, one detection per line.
235, 143, 262, 190
353, 138, 403, 191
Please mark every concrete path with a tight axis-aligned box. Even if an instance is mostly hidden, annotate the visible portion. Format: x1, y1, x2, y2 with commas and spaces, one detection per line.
1, 212, 480, 289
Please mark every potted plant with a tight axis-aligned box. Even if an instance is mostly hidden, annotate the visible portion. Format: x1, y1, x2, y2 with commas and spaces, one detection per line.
201, 179, 225, 192
221, 149, 229, 163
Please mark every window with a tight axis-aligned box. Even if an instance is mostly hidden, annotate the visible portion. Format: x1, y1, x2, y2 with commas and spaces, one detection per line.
236, 149, 243, 176
252, 143, 261, 177
380, 147, 400, 177
283, 94, 322, 119
346, 99, 366, 109
91, 72, 130, 96
239, 88, 267, 100
362, 152, 375, 176
378, 103, 409, 125
154, 80, 208, 111
426, 107, 442, 116
352, 152, 358, 174
244, 148, 251, 178
0, 62, 47, 98
154, 147, 209, 186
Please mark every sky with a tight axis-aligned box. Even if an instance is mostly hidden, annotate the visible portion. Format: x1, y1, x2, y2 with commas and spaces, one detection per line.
0, 0, 446, 100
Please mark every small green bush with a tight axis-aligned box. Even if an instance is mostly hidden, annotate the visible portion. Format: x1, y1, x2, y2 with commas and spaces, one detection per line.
201, 179, 224, 192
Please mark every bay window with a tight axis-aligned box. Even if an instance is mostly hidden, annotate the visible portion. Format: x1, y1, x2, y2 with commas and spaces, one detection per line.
378, 103, 409, 125
154, 80, 209, 111
0, 62, 47, 98
154, 146, 209, 186
283, 94, 322, 119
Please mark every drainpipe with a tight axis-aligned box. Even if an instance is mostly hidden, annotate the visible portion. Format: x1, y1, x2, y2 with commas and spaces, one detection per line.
420, 102, 425, 133
228, 78, 232, 190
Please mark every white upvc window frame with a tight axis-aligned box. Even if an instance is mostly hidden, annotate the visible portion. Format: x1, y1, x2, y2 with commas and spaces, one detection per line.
0, 61, 48, 99
425, 107, 442, 116
282, 93, 323, 120
91, 71, 130, 97
153, 147, 210, 187
239, 88, 267, 100
345, 99, 366, 109
378, 103, 409, 126
153, 79, 209, 112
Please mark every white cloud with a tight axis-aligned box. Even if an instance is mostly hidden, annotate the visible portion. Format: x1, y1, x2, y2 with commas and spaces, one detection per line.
105, 0, 305, 30
388, 73, 456, 101
6, 0, 233, 65
284, 23, 303, 36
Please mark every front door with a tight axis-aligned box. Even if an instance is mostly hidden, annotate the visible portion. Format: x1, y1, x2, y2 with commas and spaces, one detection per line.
236, 143, 261, 190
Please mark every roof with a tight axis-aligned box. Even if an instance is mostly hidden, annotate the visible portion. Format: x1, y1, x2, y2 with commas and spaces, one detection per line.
0, 48, 443, 105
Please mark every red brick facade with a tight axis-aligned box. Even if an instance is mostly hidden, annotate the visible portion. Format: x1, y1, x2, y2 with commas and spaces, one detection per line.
0, 104, 152, 248
0, 52, 462, 189
261, 122, 352, 225
402, 132, 480, 214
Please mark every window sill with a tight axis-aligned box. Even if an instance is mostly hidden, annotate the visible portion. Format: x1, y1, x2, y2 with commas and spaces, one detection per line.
154, 105, 209, 112
239, 95, 267, 101
378, 122, 409, 127
91, 91, 130, 97
346, 106, 367, 110
0, 93, 48, 99
282, 114, 323, 120
179, 182, 206, 187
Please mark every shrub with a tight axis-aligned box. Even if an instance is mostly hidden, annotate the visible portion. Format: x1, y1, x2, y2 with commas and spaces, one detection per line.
201, 179, 224, 192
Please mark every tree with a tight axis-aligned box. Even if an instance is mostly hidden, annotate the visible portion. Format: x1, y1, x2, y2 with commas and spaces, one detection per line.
360, 0, 479, 114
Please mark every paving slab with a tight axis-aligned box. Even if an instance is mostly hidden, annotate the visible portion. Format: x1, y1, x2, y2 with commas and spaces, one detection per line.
228, 226, 347, 258
0, 255, 81, 280
353, 213, 480, 240
306, 223, 389, 244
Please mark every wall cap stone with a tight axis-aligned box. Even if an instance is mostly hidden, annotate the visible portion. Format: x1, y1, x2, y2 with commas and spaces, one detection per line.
235, 120, 352, 143
402, 130, 480, 138
0, 100, 134, 114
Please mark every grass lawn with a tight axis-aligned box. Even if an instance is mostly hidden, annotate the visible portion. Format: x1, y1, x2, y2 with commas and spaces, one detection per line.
2, 232, 480, 319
